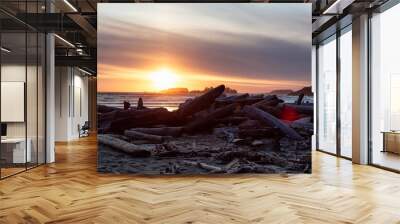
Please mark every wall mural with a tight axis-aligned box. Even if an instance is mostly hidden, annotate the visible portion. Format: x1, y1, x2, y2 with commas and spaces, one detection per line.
97, 3, 313, 174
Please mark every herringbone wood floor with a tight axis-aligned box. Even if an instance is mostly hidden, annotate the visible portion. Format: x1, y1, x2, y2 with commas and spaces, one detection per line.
1, 136, 400, 224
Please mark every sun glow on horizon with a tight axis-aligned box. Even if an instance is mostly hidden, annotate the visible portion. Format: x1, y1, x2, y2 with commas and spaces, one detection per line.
149, 68, 180, 91
98, 63, 310, 93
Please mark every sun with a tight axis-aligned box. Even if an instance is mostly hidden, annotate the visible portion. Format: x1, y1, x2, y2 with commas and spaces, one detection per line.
149, 68, 179, 91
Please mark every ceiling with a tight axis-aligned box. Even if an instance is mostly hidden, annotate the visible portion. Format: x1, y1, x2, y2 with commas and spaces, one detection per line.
0, 0, 390, 75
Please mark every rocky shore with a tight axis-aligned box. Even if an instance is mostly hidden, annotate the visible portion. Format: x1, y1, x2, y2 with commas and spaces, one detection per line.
97, 85, 313, 174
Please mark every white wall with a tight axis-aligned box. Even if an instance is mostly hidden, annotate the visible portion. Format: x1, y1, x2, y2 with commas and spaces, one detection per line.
72, 73, 89, 138
0, 65, 38, 138
55, 67, 89, 141
1, 65, 26, 139
55, 67, 70, 141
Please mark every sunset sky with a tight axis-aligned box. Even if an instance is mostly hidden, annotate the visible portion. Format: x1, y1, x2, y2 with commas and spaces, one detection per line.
98, 4, 311, 93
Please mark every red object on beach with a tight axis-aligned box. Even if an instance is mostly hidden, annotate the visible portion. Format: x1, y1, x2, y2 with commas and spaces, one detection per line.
280, 105, 300, 121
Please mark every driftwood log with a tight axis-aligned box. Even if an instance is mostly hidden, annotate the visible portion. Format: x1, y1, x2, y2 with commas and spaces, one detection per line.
98, 89, 313, 174
128, 127, 183, 137
215, 95, 264, 107
238, 119, 263, 129
256, 104, 283, 117
181, 160, 223, 173
99, 109, 152, 131
284, 104, 313, 115
98, 134, 152, 157
252, 95, 280, 108
177, 85, 225, 117
291, 117, 313, 132
253, 98, 281, 108
151, 143, 195, 157
98, 111, 117, 132
107, 108, 179, 133
98, 109, 139, 124
215, 93, 249, 106
107, 134, 130, 141
183, 103, 238, 133
232, 97, 264, 106
98, 110, 118, 122
216, 116, 248, 125
243, 106, 303, 140
220, 93, 249, 101
124, 130, 171, 143
97, 105, 120, 113
238, 128, 279, 139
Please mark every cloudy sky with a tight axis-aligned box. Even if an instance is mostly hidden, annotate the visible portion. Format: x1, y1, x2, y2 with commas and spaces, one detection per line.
98, 4, 311, 93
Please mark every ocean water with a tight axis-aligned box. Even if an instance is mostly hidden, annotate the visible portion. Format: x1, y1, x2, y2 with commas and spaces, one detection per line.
97, 93, 314, 111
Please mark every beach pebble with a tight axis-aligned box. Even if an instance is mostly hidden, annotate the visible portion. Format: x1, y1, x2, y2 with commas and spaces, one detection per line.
251, 140, 264, 146
232, 138, 246, 145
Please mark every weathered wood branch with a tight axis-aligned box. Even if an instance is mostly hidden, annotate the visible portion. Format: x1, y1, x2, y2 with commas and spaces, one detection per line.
243, 106, 303, 140
216, 116, 248, 125
224, 158, 240, 173
124, 130, 170, 143
238, 128, 279, 139
107, 108, 179, 133
291, 117, 313, 131
284, 104, 313, 115
216, 94, 263, 107
97, 134, 152, 157
97, 105, 120, 113
216, 93, 249, 102
252, 95, 277, 105
181, 160, 223, 173
238, 119, 263, 129
183, 103, 238, 133
177, 85, 225, 117
256, 105, 283, 117
129, 127, 183, 137
232, 97, 264, 106
252, 96, 281, 108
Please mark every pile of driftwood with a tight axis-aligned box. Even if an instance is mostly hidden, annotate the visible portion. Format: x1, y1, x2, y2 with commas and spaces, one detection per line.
97, 85, 313, 174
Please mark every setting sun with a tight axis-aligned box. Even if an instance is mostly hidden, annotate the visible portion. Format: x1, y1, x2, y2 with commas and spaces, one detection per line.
149, 68, 180, 91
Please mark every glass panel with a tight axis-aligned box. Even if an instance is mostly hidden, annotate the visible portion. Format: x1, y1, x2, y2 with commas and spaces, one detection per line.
371, 5, 400, 171
27, 30, 38, 169
0, 1, 46, 178
26, 0, 39, 169
312, 46, 317, 150
1, 31, 27, 177
38, 32, 45, 165
317, 36, 337, 154
339, 28, 352, 158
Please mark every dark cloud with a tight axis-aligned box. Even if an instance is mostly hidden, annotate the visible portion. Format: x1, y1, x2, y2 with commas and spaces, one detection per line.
98, 6, 310, 83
